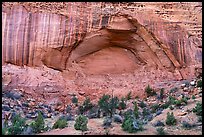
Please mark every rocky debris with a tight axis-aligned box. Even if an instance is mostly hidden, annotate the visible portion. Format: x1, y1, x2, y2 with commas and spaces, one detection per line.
1, 61, 203, 135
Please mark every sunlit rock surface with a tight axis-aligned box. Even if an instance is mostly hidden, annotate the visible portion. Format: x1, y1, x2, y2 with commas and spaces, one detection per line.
2, 2, 202, 79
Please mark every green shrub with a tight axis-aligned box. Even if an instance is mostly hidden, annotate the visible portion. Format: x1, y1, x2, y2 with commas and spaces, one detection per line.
2, 128, 7, 135
133, 101, 139, 119
193, 102, 202, 116
168, 96, 176, 104
72, 96, 78, 104
166, 112, 177, 126
122, 118, 143, 133
123, 109, 134, 121
82, 97, 93, 110
161, 101, 171, 109
150, 104, 160, 113
74, 115, 88, 132
122, 118, 134, 133
119, 97, 126, 110
169, 105, 174, 110
181, 97, 188, 104
98, 94, 110, 115
142, 107, 150, 117
192, 95, 196, 100
109, 96, 119, 116
145, 84, 152, 94
30, 112, 45, 133
156, 127, 166, 135
52, 118, 67, 129
98, 94, 119, 117
172, 96, 188, 107
6, 114, 26, 135
197, 80, 202, 88
145, 85, 156, 97
174, 100, 183, 106
126, 91, 132, 100
198, 116, 202, 123
139, 101, 146, 108
160, 88, 165, 100
78, 97, 94, 114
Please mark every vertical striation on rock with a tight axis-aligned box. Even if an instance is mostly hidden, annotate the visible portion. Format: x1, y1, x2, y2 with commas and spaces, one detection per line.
2, 2, 202, 79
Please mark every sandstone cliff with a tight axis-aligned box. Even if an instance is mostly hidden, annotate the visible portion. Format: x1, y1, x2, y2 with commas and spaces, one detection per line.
2, 2, 202, 79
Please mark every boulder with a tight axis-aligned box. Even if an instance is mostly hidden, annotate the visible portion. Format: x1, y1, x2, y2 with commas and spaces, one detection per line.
181, 83, 186, 88
22, 102, 29, 107
103, 117, 112, 128
190, 81, 196, 86
113, 114, 123, 123
155, 110, 162, 116
2, 105, 11, 111
21, 126, 34, 135
87, 106, 100, 119
133, 120, 139, 130
4, 91, 22, 100
153, 120, 165, 127
183, 87, 189, 92
59, 114, 74, 121
147, 114, 153, 121
66, 105, 72, 113
177, 112, 187, 116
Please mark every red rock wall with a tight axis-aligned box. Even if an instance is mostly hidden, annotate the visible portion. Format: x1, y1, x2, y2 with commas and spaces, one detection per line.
2, 2, 202, 71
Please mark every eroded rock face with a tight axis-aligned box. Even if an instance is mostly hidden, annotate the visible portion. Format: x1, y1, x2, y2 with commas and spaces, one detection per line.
67, 15, 180, 76
2, 2, 202, 79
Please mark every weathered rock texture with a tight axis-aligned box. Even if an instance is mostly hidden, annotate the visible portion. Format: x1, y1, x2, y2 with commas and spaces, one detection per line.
2, 2, 202, 79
